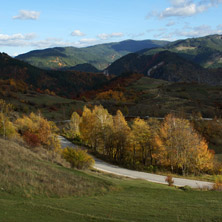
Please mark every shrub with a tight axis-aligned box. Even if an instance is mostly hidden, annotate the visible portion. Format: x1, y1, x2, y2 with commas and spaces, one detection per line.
213, 175, 222, 191
62, 147, 95, 170
15, 113, 60, 150
23, 131, 41, 147
179, 185, 192, 191
165, 175, 174, 186
0, 114, 18, 139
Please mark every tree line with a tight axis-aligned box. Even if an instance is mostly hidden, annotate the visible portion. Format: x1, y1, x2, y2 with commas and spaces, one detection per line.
64, 105, 218, 175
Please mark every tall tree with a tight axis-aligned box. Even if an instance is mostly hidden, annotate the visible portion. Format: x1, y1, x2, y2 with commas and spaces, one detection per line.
155, 114, 214, 175
113, 110, 130, 162
131, 118, 151, 165
0, 100, 17, 139
65, 112, 81, 138
79, 106, 97, 150
92, 105, 113, 155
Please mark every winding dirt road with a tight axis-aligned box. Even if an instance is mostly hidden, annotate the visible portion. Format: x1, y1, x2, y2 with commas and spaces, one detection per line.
59, 136, 214, 189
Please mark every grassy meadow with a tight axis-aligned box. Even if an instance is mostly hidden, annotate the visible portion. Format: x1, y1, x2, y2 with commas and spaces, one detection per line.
0, 138, 222, 222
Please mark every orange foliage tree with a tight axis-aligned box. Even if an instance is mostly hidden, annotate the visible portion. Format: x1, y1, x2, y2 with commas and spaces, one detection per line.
15, 112, 60, 150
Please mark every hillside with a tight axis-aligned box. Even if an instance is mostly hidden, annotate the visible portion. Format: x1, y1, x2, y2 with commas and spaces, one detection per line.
142, 34, 222, 69
166, 34, 222, 68
105, 50, 222, 85
15, 39, 169, 70
0, 53, 109, 98
60, 63, 100, 72
0, 138, 113, 197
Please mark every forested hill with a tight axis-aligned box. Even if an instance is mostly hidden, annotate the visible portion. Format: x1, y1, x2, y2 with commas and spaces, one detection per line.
15, 39, 169, 70
105, 50, 222, 85
137, 34, 222, 69
0, 53, 108, 98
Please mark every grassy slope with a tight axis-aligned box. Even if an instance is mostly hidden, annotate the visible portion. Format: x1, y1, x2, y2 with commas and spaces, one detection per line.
0, 138, 113, 198
0, 139, 222, 221
0, 171, 222, 222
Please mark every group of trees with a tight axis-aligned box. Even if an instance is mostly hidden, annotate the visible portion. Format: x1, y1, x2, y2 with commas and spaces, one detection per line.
0, 99, 94, 170
65, 105, 216, 175
0, 99, 60, 150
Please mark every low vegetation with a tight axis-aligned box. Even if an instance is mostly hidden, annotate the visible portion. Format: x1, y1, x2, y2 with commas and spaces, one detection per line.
165, 175, 174, 186
213, 175, 222, 191
62, 147, 95, 169
15, 112, 60, 150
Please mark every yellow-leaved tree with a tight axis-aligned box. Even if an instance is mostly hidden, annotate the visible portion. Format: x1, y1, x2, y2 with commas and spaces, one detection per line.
0, 99, 18, 139
92, 105, 114, 154
113, 110, 130, 162
155, 114, 214, 175
64, 112, 81, 138
79, 106, 98, 151
131, 118, 151, 165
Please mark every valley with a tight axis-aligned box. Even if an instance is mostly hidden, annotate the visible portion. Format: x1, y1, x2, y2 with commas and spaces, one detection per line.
1, 33, 222, 222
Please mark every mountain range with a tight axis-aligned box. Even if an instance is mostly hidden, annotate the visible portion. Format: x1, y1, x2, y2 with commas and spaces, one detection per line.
15, 35, 222, 73
0, 34, 222, 99
16, 40, 169, 70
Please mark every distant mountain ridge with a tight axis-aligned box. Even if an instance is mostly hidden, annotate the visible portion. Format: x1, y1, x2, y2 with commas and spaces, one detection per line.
15, 39, 169, 70
143, 34, 222, 68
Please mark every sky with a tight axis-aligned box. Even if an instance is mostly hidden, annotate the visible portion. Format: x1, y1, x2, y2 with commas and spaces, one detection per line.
0, 0, 222, 56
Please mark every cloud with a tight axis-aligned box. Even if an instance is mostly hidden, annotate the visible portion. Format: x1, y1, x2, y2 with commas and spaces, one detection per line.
166, 21, 176, 26
0, 32, 108, 49
0, 33, 36, 42
128, 32, 145, 38
13, 10, 40, 20
149, 23, 222, 41
71, 30, 85, 37
97, 32, 124, 40
149, 0, 222, 19
160, 2, 209, 18
170, 0, 188, 6
174, 25, 222, 37
0, 32, 72, 48
79, 38, 98, 44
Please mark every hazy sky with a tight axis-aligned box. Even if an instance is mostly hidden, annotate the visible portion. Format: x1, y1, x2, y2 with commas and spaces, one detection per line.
1, 0, 222, 56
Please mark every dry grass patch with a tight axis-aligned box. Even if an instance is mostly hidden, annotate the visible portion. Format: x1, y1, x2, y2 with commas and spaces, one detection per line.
0, 138, 114, 198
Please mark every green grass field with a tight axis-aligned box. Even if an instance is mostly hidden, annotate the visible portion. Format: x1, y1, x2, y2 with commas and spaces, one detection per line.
0, 172, 222, 222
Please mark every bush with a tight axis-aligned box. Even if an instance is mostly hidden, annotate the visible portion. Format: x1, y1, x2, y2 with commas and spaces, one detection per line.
165, 175, 174, 186
213, 175, 222, 191
62, 147, 95, 170
179, 185, 192, 191
23, 131, 41, 147
15, 113, 60, 150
